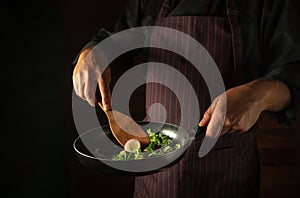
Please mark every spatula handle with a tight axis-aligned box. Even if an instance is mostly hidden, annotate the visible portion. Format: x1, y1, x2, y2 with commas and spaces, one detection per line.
98, 102, 112, 112
98, 102, 113, 122
98, 102, 104, 110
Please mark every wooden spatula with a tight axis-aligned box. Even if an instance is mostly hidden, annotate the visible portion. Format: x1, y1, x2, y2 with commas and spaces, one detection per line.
98, 102, 150, 149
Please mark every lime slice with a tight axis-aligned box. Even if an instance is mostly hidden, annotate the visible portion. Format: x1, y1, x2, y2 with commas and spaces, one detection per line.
124, 139, 141, 153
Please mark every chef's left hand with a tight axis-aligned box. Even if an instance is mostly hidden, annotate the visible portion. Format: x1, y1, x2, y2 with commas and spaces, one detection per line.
199, 79, 291, 137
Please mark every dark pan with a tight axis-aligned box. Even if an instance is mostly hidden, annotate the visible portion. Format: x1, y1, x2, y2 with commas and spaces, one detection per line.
73, 121, 197, 176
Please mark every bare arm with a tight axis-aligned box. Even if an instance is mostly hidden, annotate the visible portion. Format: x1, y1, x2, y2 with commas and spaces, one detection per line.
199, 79, 291, 136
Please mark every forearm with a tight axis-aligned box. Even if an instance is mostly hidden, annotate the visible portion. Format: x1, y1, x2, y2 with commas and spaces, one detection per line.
246, 79, 291, 113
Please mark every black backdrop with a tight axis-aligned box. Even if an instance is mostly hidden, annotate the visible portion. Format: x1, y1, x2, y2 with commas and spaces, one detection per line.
3, 0, 133, 197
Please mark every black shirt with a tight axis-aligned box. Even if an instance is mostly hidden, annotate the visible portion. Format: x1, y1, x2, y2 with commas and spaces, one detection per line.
78, 0, 300, 124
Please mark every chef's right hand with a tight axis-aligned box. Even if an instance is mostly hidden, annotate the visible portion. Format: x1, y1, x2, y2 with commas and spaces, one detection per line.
72, 48, 111, 110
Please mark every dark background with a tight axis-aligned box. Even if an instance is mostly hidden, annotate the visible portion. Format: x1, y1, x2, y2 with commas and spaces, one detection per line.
3, 0, 299, 198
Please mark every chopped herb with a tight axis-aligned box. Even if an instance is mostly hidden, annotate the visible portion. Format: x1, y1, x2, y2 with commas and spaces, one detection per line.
109, 129, 181, 160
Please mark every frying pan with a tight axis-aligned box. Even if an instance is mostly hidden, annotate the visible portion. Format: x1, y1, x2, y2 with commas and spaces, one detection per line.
73, 121, 205, 176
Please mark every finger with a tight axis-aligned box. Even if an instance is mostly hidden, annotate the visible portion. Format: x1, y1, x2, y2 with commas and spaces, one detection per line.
73, 72, 86, 100
72, 74, 78, 95
198, 112, 227, 158
198, 109, 223, 157
199, 105, 212, 127
199, 96, 220, 127
75, 73, 85, 99
205, 95, 226, 138
78, 82, 85, 100
198, 97, 225, 157
72, 60, 84, 95
73, 72, 82, 96
84, 78, 97, 106
98, 78, 111, 111
206, 114, 224, 138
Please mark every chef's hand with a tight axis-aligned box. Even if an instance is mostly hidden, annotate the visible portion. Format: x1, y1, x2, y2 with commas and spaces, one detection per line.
73, 48, 111, 110
199, 79, 291, 137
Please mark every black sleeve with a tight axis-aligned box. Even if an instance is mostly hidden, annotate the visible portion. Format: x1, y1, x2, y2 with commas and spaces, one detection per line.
72, 0, 163, 65
261, 0, 300, 125
84, 0, 143, 48
72, 0, 143, 64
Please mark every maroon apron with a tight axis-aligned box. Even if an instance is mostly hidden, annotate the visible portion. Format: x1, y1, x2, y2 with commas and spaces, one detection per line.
134, 0, 260, 197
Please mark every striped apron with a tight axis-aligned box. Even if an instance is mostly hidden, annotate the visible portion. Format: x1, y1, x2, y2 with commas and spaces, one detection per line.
134, 0, 260, 197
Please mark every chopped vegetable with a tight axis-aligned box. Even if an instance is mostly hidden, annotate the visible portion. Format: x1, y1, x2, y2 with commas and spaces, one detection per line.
124, 139, 141, 153
144, 129, 172, 152
112, 148, 143, 160
109, 129, 181, 160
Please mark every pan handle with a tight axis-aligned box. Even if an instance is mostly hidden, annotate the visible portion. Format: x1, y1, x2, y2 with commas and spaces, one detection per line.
190, 126, 207, 141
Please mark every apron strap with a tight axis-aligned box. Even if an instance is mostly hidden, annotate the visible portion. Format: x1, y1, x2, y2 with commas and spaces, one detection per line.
225, 0, 243, 70
226, 0, 240, 14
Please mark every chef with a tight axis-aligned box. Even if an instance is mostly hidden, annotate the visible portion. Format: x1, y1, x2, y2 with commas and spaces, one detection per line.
72, 0, 300, 197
